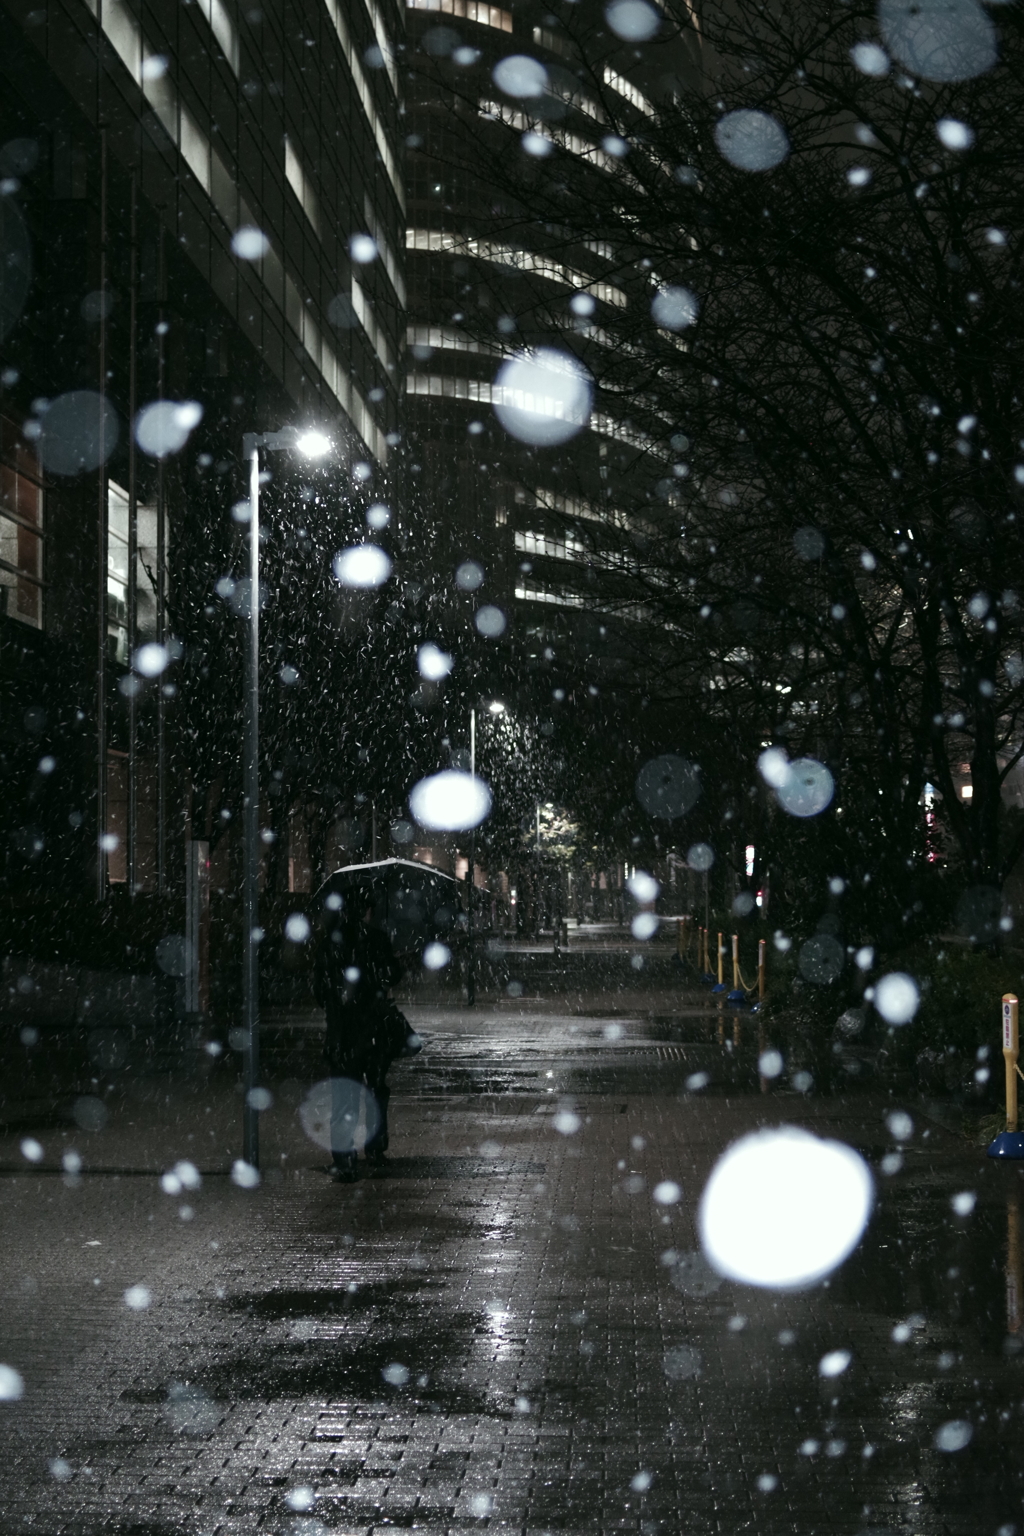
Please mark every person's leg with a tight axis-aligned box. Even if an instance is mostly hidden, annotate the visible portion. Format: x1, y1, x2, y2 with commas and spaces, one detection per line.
364, 1076, 391, 1159
330, 1074, 359, 1177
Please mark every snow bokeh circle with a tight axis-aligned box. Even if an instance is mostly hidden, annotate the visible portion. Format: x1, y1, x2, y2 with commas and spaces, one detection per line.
699, 1127, 873, 1289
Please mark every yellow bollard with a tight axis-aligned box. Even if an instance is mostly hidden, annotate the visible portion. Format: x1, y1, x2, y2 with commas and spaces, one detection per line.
732, 933, 740, 991
717, 931, 724, 987
988, 994, 1024, 1158
1004, 993, 1020, 1133
758, 938, 766, 1003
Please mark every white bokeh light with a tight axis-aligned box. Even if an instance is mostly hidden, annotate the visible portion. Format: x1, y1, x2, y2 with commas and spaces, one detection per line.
417, 643, 453, 680
776, 758, 834, 818
0, 1365, 24, 1401
349, 233, 379, 263
475, 604, 507, 637
850, 40, 889, 75
135, 400, 203, 458
332, 544, 392, 588
626, 870, 659, 903
456, 559, 485, 591
878, 0, 995, 83
936, 116, 974, 150
757, 746, 791, 789
409, 770, 492, 831
493, 54, 548, 96
285, 913, 311, 943
133, 642, 170, 677
605, 0, 660, 40
698, 1127, 873, 1289
714, 109, 790, 171
651, 285, 699, 331
231, 226, 270, 260
874, 972, 920, 1025
493, 349, 592, 446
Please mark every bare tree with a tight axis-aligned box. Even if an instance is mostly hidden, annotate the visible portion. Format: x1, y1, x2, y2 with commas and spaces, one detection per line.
418, 0, 1024, 937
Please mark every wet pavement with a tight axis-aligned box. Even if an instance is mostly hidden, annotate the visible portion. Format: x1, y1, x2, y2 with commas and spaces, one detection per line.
1, 1000, 1023, 1535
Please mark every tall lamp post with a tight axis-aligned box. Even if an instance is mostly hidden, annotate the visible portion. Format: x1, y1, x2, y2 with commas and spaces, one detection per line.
467, 707, 476, 1006
466, 699, 504, 1008
239, 425, 331, 1170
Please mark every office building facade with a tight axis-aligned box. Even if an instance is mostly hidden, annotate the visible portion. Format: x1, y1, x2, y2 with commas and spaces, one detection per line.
0, 0, 405, 916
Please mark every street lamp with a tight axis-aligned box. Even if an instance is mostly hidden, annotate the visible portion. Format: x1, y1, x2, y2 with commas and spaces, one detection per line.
466, 700, 504, 1007
467, 706, 476, 1006
239, 425, 331, 1170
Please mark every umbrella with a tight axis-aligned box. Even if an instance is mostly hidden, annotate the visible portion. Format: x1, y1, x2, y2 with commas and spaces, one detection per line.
315, 857, 462, 957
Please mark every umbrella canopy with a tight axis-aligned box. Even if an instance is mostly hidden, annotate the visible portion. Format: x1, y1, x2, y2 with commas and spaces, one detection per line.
316, 857, 462, 956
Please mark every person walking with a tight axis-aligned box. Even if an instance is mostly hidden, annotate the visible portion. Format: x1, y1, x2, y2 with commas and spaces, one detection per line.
314, 885, 405, 1181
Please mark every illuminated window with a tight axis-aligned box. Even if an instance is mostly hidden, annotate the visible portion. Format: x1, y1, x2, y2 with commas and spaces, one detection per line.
409, 0, 513, 33
406, 227, 626, 306
324, 0, 404, 207
601, 66, 654, 117
285, 135, 321, 236
106, 482, 161, 665
0, 416, 43, 630
479, 101, 625, 173
197, 0, 240, 74
352, 274, 394, 373
82, 0, 385, 463
515, 529, 587, 562
514, 582, 584, 608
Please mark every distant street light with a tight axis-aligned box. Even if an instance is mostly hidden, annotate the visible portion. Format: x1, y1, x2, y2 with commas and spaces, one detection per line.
466, 699, 506, 1006
239, 425, 331, 1170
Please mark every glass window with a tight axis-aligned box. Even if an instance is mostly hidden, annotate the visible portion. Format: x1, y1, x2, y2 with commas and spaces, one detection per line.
0, 415, 44, 630
107, 481, 130, 665
107, 482, 161, 663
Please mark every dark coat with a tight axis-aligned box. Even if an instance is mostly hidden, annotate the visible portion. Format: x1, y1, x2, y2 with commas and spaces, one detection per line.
314, 918, 404, 1080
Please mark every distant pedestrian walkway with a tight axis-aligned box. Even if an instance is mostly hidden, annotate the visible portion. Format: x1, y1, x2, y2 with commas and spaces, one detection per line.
0, 1007, 1010, 1536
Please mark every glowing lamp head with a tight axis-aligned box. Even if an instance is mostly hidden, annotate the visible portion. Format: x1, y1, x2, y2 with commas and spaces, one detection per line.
295, 430, 331, 458
488, 700, 506, 714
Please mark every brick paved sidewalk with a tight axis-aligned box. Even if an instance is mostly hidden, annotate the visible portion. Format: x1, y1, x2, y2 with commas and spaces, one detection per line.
0, 1011, 1020, 1535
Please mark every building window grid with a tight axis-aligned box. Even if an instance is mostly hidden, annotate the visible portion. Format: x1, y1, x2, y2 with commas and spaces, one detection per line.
284, 135, 321, 236
515, 528, 588, 563
478, 100, 623, 173
0, 417, 44, 630
84, 0, 391, 464
406, 323, 500, 356
106, 482, 160, 667
405, 227, 626, 307
408, 0, 512, 33
405, 375, 656, 457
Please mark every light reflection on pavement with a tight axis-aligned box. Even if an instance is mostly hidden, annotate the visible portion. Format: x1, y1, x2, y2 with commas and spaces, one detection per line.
0, 999, 1019, 1534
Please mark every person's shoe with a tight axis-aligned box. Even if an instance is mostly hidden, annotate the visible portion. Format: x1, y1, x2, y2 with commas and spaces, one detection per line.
365, 1150, 390, 1175
331, 1159, 358, 1183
